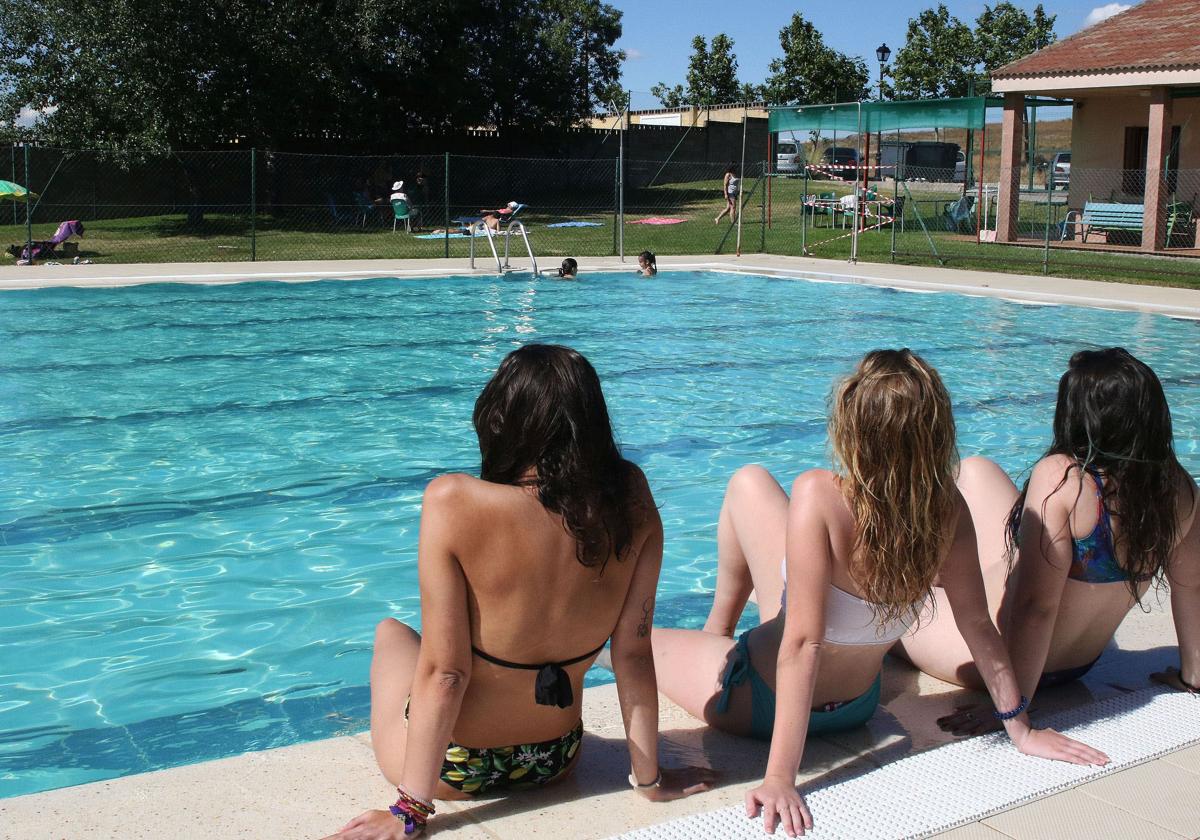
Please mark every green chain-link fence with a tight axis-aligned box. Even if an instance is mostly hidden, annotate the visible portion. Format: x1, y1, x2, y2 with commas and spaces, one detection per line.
4, 144, 1197, 287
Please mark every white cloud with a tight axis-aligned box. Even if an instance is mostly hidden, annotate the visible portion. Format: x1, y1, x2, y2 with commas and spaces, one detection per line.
1083, 3, 1131, 27
15, 105, 56, 127
624, 47, 644, 61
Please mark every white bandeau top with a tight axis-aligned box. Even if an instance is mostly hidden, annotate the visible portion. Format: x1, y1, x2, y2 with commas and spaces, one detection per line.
781, 558, 921, 646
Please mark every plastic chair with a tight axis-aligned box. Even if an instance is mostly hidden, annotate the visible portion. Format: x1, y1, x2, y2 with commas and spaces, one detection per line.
392, 199, 413, 232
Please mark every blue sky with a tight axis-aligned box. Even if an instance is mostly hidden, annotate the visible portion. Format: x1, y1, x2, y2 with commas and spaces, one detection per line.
613, 0, 1130, 108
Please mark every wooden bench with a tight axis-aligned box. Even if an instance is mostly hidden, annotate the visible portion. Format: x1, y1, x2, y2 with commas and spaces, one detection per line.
1062, 201, 1143, 243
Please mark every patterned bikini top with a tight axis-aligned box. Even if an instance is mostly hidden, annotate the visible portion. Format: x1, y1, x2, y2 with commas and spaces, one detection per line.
1068, 469, 1125, 584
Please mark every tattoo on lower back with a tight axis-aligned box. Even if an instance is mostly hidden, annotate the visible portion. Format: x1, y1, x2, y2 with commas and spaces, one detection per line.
636, 598, 652, 638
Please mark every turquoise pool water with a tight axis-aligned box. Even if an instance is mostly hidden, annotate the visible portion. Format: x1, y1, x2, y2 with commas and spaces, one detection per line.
1, 270, 1197, 797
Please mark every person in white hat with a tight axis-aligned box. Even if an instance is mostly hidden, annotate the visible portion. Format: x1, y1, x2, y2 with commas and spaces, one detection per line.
390, 180, 408, 202
480, 200, 520, 231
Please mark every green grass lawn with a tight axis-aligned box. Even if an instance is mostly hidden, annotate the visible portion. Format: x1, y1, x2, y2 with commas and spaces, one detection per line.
4, 174, 1199, 290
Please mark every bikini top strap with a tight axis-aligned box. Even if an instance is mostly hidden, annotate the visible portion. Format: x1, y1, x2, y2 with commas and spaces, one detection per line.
1085, 467, 1115, 536
471, 640, 609, 709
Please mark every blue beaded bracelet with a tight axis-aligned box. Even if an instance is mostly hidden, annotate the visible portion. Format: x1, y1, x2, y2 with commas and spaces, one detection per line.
993, 695, 1029, 721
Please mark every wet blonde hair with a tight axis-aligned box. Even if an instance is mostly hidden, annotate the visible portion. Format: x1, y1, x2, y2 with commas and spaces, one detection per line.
829, 349, 959, 624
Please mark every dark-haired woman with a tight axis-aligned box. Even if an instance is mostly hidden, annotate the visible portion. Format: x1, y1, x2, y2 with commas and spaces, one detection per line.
898, 347, 1200, 713
651, 349, 1107, 837
326, 345, 711, 840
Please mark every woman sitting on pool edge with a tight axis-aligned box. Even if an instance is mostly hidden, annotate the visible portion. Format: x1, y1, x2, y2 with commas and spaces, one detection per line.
324, 345, 711, 840
637, 251, 656, 277
897, 347, 1199, 723
650, 349, 1108, 837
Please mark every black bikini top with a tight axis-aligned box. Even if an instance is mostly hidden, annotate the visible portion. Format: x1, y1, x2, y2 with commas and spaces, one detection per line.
471, 641, 607, 709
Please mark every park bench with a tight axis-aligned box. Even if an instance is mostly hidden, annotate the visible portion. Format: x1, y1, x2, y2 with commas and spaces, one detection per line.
1062, 201, 1143, 243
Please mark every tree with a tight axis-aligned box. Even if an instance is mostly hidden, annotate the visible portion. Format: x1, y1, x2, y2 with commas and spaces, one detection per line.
0, 0, 625, 150
892, 5, 978, 99
653, 33, 743, 107
975, 2, 1056, 90
762, 13, 870, 106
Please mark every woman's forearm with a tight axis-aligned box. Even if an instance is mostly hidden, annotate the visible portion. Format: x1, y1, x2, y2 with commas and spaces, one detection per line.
401, 668, 469, 801
764, 642, 820, 782
961, 616, 1034, 739
614, 652, 660, 784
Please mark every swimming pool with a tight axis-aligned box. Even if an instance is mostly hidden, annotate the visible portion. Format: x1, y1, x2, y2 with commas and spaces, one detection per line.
1, 269, 1197, 798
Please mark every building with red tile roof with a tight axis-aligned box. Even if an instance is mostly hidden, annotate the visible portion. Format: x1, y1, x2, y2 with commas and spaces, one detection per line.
989, 0, 1200, 250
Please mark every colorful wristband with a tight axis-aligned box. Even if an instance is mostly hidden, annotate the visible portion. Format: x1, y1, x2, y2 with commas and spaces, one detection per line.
993, 695, 1029, 721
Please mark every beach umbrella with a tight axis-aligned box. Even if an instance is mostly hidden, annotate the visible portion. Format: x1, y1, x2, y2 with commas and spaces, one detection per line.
0, 180, 36, 202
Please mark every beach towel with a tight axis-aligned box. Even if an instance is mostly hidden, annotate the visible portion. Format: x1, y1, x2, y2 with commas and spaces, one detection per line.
628, 217, 687, 225
546, 221, 603, 228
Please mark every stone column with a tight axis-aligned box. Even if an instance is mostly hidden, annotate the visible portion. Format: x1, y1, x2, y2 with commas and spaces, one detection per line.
1142, 87, 1172, 251
996, 92, 1025, 243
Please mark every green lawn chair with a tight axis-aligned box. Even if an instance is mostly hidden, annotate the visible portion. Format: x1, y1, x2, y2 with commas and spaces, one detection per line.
810, 191, 837, 228
1167, 200, 1195, 247
392, 199, 414, 233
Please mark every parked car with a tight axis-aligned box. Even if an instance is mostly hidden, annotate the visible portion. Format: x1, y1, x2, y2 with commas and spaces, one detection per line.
776, 140, 800, 174
1050, 151, 1071, 189
821, 146, 859, 179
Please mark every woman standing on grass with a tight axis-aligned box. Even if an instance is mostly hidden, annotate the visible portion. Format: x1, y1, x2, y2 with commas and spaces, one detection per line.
650, 349, 1108, 837
897, 348, 1200, 719
715, 164, 740, 225
325, 345, 711, 840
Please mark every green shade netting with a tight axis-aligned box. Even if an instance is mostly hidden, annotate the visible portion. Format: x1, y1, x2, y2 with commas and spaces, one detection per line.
769, 97, 987, 134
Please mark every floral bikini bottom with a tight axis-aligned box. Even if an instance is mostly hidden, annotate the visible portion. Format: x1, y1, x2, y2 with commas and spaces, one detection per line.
439, 721, 583, 794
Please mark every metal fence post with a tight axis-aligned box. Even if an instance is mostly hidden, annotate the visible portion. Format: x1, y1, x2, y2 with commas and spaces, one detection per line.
23, 144, 32, 264
618, 105, 625, 262
250, 148, 257, 262
10, 144, 16, 225
759, 161, 766, 253
612, 156, 619, 257
444, 152, 450, 259
800, 165, 808, 255
1042, 172, 1052, 275
891, 168, 898, 261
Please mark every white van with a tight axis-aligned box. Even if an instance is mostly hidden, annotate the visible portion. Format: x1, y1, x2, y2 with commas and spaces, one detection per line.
776, 140, 800, 174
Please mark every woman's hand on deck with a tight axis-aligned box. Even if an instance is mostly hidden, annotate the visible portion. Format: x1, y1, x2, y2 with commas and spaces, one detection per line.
745, 777, 812, 837
635, 765, 717, 802
1011, 726, 1109, 766
1151, 666, 1198, 694
321, 809, 415, 840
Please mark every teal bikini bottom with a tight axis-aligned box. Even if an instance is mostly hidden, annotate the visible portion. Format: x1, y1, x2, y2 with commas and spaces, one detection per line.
715, 630, 881, 741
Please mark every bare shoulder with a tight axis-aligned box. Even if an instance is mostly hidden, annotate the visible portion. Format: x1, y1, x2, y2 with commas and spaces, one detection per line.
790, 467, 840, 502
1028, 454, 1084, 501
422, 472, 485, 512
620, 461, 660, 528
1176, 468, 1200, 527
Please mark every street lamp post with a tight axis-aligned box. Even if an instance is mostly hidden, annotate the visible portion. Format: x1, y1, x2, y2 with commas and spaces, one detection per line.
875, 43, 890, 188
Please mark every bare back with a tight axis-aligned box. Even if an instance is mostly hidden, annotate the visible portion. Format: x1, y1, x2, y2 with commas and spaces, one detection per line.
431, 469, 652, 747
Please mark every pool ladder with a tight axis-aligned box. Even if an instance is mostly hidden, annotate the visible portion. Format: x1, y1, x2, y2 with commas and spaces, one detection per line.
469, 219, 539, 276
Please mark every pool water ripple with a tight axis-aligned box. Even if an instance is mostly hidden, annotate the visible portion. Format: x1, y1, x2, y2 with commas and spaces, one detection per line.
1, 270, 1197, 798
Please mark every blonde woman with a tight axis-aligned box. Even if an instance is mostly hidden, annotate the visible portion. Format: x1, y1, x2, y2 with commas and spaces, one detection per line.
652, 349, 1108, 837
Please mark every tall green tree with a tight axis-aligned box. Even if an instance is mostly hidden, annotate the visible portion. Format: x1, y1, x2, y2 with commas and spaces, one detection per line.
762, 12, 870, 105
891, 5, 978, 99
653, 33, 743, 107
975, 2, 1056, 89
0, 0, 624, 149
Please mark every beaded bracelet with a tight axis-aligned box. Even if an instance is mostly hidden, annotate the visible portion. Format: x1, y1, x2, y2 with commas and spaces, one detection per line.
389, 786, 435, 835
993, 695, 1029, 721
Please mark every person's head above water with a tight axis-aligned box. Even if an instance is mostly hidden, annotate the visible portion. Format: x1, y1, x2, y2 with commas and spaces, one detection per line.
558, 258, 578, 278
472, 344, 633, 570
1011, 347, 1190, 589
829, 349, 958, 622
637, 251, 656, 276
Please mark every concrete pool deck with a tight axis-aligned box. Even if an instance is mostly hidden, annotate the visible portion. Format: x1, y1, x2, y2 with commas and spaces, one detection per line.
3, 255, 1199, 838
3, 602, 1196, 839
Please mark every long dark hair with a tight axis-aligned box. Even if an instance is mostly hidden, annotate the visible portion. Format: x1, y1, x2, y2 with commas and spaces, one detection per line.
1006, 347, 1191, 594
472, 344, 634, 572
